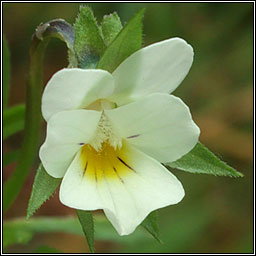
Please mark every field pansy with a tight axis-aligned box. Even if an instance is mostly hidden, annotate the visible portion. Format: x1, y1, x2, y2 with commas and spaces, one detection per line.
39, 38, 200, 235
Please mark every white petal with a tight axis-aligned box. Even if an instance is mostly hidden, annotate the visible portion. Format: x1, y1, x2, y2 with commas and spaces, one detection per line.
59, 141, 184, 235
110, 38, 193, 105
103, 143, 184, 235
60, 150, 102, 210
42, 68, 115, 121
105, 93, 200, 163
39, 110, 101, 178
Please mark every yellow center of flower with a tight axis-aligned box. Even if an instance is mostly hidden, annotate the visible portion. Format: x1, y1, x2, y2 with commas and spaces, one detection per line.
80, 142, 135, 182
86, 99, 116, 111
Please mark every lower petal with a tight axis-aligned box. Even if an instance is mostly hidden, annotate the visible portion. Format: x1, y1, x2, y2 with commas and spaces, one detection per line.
59, 141, 184, 236
102, 142, 184, 235
59, 151, 102, 210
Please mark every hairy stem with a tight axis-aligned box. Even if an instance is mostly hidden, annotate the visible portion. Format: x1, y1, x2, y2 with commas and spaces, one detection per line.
3, 19, 75, 212
3, 37, 49, 212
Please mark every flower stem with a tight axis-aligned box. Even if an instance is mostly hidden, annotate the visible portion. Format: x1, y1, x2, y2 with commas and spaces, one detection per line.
3, 36, 49, 212
3, 19, 75, 212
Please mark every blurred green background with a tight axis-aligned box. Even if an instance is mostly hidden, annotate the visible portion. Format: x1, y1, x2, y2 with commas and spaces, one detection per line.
3, 2, 253, 253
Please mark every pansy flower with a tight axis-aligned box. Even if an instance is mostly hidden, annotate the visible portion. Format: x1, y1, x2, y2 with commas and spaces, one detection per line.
40, 38, 200, 235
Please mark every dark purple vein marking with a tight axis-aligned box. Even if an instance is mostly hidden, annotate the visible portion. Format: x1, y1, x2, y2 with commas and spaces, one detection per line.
95, 170, 98, 182
113, 167, 124, 183
83, 161, 88, 175
117, 157, 135, 172
127, 134, 140, 139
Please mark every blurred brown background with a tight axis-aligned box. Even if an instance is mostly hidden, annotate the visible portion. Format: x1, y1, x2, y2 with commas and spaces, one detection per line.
3, 2, 253, 253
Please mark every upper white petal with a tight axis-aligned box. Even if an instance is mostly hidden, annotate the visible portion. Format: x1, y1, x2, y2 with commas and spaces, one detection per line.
110, 38, 193, 105
59, 142, 184, 235
39, 110, 101, 178
105, 93, 200, 163
42, 68, 115, 121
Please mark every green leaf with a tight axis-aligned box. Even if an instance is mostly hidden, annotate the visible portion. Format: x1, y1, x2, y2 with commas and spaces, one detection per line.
27, 164, 61, 219
74, 6, 105, 68
3, 150, 20, 166
3, 104, 25, 140
3, 35, 11, 109
167, 142, 243, 177
97, 8, 145, 73
101, 12, 123, 46
76, 210, 95, 253
141, 211, 162, 243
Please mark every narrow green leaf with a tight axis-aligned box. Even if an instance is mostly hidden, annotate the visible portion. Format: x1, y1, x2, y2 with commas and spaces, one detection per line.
3, 35, 11, 109
76, 210, 95, 253
3, 150, 20, 166
167, 142, 243, 177
3, 104, 25, 140
97, 8, 145, 73
74, 6, 105, 68
141, 211, 162, 243
101, 12, 123, 46
27, 164, 61, 219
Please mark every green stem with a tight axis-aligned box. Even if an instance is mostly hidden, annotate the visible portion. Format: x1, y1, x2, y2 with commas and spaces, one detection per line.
3, 37, 49, 212
3, 19, 75, 212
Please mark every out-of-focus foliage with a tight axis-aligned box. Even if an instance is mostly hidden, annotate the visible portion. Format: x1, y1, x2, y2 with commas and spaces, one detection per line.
3, 215, 156, 251
3, 150, 20, 167
3, 35, 11, 109
3, 2, 253, 253
3, 104, 25, 140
